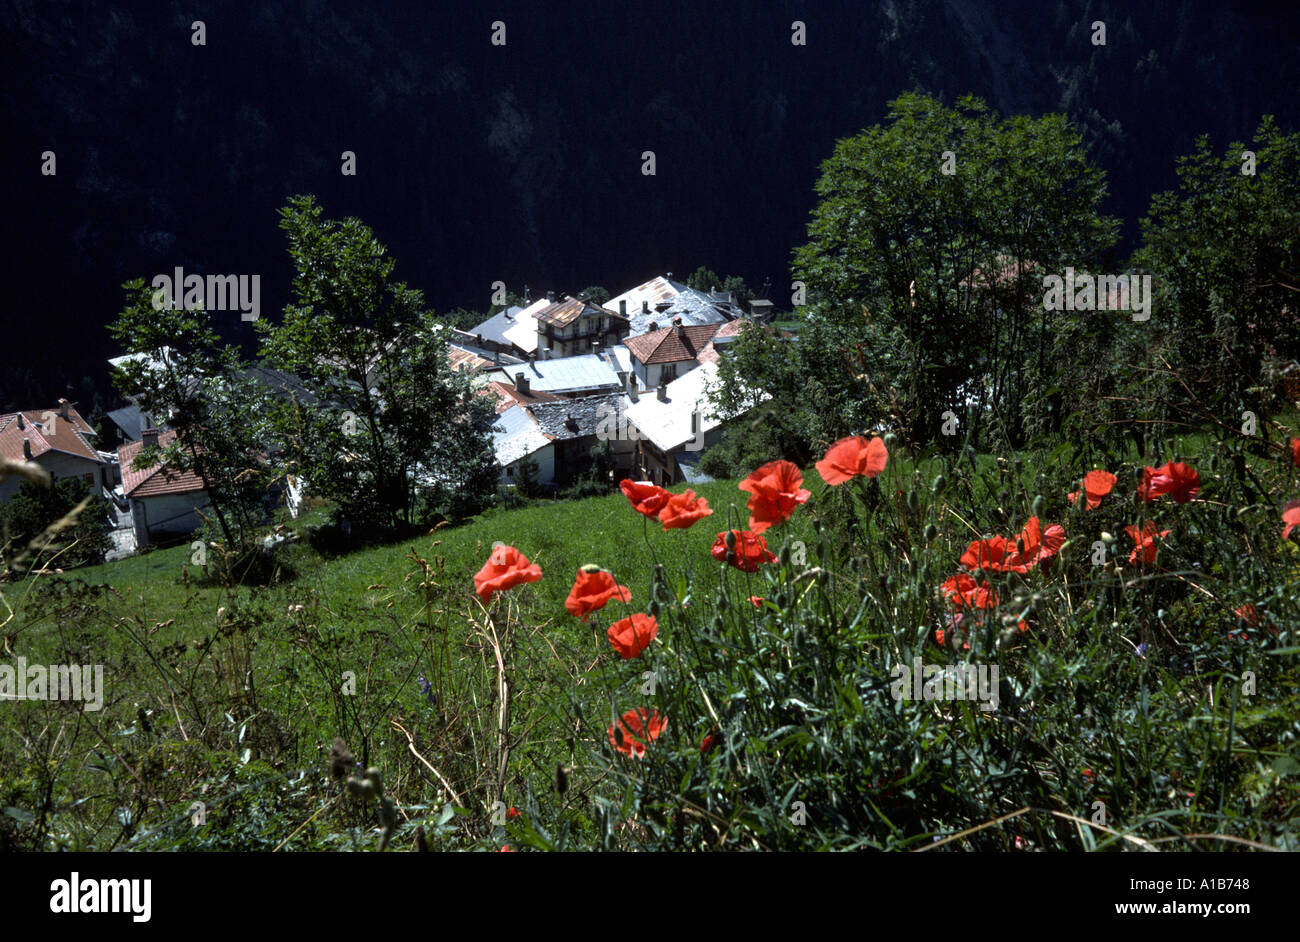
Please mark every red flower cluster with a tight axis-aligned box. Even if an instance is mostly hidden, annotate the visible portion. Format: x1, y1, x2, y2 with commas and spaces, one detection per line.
619, 479, 712, 530
1138, 461, 1200, 504
711, 529, 777, 572
607, 613, 658, 659
607, 707, 666, 758
940, 573, 998, 610
739, 460, 810, 533
960, 517, 1064, 574
565, 566, 631, 622
1067, 469, 1117, 510
473, 544, 543, 603
1283, 501, 1300, 541
1125, 521, 1171, 564
815, 435, 888, 486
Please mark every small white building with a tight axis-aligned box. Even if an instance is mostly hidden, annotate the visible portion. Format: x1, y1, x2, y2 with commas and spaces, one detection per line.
118, 429, 210, 546
0, 400, 109, 501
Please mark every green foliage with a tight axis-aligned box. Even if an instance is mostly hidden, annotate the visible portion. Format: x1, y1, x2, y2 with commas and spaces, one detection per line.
1132, 116, 1300, 423
578, 286, 610, 305
259, 195, 498, 531
0, 478, 110, 570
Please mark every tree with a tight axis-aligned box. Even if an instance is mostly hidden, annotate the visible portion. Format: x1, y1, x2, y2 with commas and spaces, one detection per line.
0, 477, 110, 570
578, 285, 610, 305
1132, 116, 1300, 422
108, 280, 282, 553
687, 267, 722, 292
768, 91, 1117, 449
260, 196, 498, 531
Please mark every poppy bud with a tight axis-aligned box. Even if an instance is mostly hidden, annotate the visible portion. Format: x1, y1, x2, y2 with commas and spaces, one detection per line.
716, 591, 728, 611
884, 432, 898, 448
906, 489, 919, 515
580, 563, 603, 574
1101, 531, 1115, 544
1031, 495, 1044, 518
923, 524, 938, 543
649, 598, 660, 617
724, 530, 737, 550
932, 475, 946, 496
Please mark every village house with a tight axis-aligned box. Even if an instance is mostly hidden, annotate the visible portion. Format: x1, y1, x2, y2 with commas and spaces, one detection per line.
0, 400, 111, 501
492, 392, 637, 490
534, 296, 630, 358
483, 346, 635, 399
622, 361, 766, 485
604, 275, 737, 337
468, 297, 551, 359
117, 428, 211, 547
622, 318, 721, 390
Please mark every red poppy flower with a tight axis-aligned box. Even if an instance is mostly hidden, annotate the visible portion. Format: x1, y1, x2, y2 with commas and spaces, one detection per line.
1068, 470, 1117, 510
1138, 461, 1200, 503
738, 460, 810, 533
657, 489, 713, 530
607, 613, 658, 659
473, 544, 543, 603
607, 707, 666, 758
959, 535, 1025, 573
940, 573, 998, 609
1125, 521, 1171, 564
506, 807, 521, 819
748, 596, 766, 607
1283, 501, 1300, 540
564, 566, 631, 622
700, 729, 721, 754
1008, 516, 1066, 569
499, 846, 514, 852
1292, 438, 1300, 469
711, 530, 777, 572
1231, 604, 1277, 641
815, 435, 888, 486
619, 479, 671, 518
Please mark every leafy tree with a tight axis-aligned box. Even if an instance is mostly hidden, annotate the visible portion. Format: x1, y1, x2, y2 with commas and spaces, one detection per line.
260, 196, 498, 531
687, 266, 722, 292
0, 477, 110, 570
108, 280, 282, 552
722, 275, 754, 309
744, 91, 1118, 451
578, 285, 610, 305
1131, 116, 1300, 424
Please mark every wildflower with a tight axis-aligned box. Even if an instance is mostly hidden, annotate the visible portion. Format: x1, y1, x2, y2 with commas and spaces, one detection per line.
959, 535, 1023, 573
1008, 516, 1066, 569
738, 460, 810, 533
1284, 501, 1300, 541
657, 489, 713, 530
499, 846, 514, 852
607, 707, 666, 758
606, 613, 658, 659
748, 596, 766, 607
1292, 438, 1300, 469
473, 544, 542, 603
940, 573, 998, 610
700, 729, 721, 754
1138, 461, 1200, 504
711, 529, 777, 572
415, 675, 437, 706
1125, 521, 1171, 564
564, 566, 631, 622
815, 435, 888, 486
506, 807, 521, 819
620, 479, 671, 518
1067, 469, 1117, 509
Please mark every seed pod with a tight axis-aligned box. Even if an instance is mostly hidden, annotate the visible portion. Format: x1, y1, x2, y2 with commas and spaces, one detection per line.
932, 475, 947, 496
906, 489, 919, 515
724, 530, 737, 550
1031, 495, 1044, 518
923, 524, 939, 543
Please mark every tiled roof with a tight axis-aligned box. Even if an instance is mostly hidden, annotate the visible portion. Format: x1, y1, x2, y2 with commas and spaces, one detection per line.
118, 430, 207, 498
623, 323, 720, 365
0, 404, 102, 465
536, 296, 628, 329
491, 404, 553, 466
447, 345, 495, 373
695, 318, 751, 364
484, 348, 633, 396
605, 276, 736, 336
528, 393, 632, 441
480, 380, 563, 415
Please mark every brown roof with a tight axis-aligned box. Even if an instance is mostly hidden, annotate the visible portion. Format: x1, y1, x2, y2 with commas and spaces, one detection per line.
479, 380, 563, 415
535, 296, 628, 329
695, 319, 752, 364
447, 346, 494, 372
118, 430, 207, 498
623, 323, 720, 365
0, 404, 102, 465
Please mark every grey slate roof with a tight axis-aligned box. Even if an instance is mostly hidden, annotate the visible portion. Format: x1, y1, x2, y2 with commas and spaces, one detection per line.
491, 404, 552, 466
605, 277, 736, 336
528, 393, 633, 441
484, 348, 633, 396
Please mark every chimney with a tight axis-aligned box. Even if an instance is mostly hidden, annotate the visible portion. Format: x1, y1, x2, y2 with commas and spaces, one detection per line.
142, 428, 159, 448
58, 398, 70, 420
514, 372, 530, 395
592, 340, 601, 358
690, 409, 700, 435
619, 300, 627, 319
22, 438, 32, 460
642, 300, 649, 315
657, 383, 668, 402
673, 316, 684, 338
648, 320, 658, 332
16, 413, 24, 430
